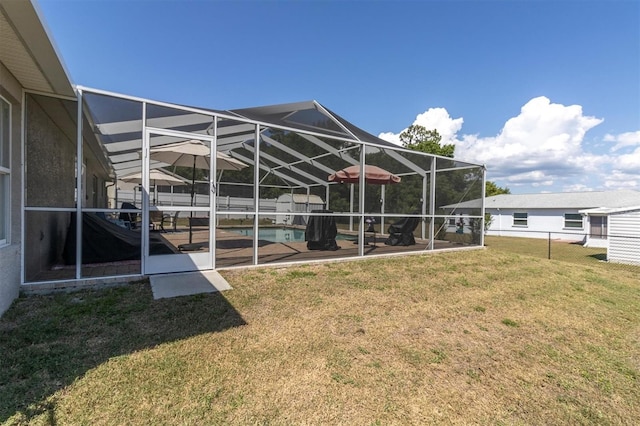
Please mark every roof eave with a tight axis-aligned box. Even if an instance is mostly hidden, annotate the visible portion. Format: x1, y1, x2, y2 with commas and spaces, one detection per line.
1, 0, 75, 97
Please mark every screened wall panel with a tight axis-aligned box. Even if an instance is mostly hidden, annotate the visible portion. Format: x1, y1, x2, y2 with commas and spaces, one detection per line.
216, 117, 255, 214
439, 214, 484, 248
25, 94, 78, 208
216, 214, 255, 268
24, 93, 79, 283
257, 213, 360, 265
364, 214, 429, 257
83, 92, 144, 209
434, 167, 484, 215
24, 210, 75, 282
362, 146, 401, 217
325, 142, 361, 216
80, 209, 143, 278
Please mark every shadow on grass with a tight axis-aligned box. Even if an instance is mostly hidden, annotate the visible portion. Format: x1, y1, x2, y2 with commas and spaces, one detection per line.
0, 280, 246, 423
588, 253, 608, 261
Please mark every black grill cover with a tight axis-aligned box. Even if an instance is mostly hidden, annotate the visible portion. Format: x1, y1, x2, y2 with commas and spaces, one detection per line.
63, 212, 173, 265
305, 209, 339, 251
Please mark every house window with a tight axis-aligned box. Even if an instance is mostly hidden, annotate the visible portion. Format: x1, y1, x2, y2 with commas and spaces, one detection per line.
0, 96, 10, 245
513, 212, 528, 227
564, 213, 583, 229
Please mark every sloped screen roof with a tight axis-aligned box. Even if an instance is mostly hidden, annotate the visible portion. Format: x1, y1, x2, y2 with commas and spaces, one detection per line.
80, 89, 482, 194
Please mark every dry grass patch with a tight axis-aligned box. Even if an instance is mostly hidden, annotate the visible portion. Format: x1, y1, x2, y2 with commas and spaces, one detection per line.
1, 249, 639, 424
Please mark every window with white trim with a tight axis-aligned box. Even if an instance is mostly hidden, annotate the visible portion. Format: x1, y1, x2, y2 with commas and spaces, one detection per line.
513, 212, 528, 227
564, 213, 583, 229
0, 96, 9, 245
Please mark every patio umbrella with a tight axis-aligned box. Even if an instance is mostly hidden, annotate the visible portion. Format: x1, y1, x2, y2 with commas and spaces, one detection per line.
121, 169, 187, 186
151, 140, 247, 204
150, 140, 247, 171
328, 164, 401, 185
121, 169, 187, 205
150, 139, 248, 243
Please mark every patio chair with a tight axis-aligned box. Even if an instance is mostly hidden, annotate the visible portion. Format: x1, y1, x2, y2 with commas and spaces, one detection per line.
149, 211, 164, 231
384, 216, 420, 246
305, 209, 340, 251
160, 211, 179, 232
119, 202, 141, 229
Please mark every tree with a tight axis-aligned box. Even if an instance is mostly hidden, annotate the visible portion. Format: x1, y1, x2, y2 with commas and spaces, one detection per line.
399, 125, 509, 198
399, 125, 455, 158
485, 181, 510, 197
483, 212, 494, 233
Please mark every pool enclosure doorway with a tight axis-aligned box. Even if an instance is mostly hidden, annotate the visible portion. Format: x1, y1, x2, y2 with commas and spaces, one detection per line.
143, 129, 216, 274
22, 86, 486, 287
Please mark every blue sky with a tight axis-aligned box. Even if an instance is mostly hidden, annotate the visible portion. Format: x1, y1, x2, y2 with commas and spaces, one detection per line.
37, 0, 639, 194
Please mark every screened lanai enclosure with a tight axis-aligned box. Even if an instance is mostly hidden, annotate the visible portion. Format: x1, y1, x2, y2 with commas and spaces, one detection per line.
23, 87, 485, 284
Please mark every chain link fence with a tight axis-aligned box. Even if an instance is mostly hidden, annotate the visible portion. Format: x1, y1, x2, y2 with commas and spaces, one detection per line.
484, 230, 640, 273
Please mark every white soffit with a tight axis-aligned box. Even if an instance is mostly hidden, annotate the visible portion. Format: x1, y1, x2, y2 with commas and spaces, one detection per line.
0, 1, 74, 96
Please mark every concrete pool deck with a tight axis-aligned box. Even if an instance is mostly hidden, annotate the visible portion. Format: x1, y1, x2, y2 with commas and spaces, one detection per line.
158, 227, 465, 268
28, 225, 478, 283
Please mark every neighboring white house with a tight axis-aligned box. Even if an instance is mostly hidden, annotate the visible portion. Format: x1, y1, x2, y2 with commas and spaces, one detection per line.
448, 190, 640, 247
608, 207, 640, 266
580, 206, 640, 266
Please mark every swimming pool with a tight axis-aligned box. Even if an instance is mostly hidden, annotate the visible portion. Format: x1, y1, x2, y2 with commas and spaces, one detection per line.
226, 227, 352, 243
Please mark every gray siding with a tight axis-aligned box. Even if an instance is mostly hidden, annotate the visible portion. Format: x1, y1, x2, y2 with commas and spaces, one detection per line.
608, 210, 640, 266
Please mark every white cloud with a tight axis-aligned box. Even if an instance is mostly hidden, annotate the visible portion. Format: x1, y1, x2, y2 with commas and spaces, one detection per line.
604, 131, 640, 152
615, 147, 640, 173
501, 171, 554, 187
378, 96, 640, 193
378, 131, 401, 145
378, 107, 463, 146
563, 184, 595, 192
604, 170, 639, 189
455, 97, 603, 174
413, 108, 464, 144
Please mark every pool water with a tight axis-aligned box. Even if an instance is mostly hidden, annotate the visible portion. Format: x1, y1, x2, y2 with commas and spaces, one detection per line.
227, 227, 352, 243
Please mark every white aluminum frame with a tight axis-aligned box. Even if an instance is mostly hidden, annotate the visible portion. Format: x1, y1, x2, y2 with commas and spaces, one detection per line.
143, 126, 216, 274
19, 85, 486, 286
0, 95, 11, 247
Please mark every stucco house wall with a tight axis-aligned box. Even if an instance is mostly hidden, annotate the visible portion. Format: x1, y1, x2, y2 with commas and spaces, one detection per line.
24, 95, 76, 281
0, 61, 23, 315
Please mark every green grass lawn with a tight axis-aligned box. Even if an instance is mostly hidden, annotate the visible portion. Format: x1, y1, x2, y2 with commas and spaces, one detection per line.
1, 249, 639, 424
